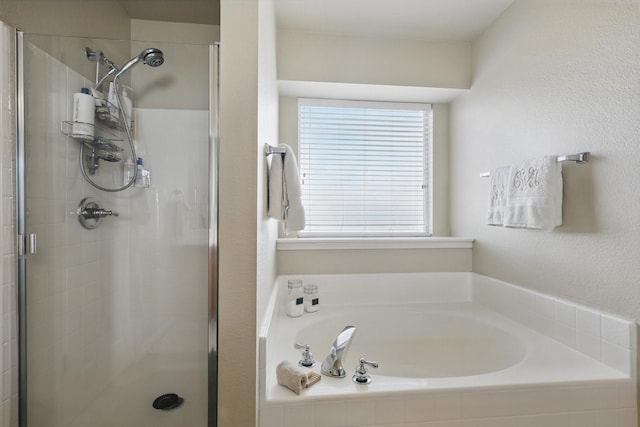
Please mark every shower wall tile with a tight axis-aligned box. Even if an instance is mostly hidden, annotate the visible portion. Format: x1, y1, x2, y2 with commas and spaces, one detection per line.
261, 382, 637, 427
472, 274, 636, 375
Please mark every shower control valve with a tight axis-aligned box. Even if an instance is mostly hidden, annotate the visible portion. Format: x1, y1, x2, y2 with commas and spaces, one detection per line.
77, 197, 119, 230
353, 358, 379, 385
294, 343, 316, 367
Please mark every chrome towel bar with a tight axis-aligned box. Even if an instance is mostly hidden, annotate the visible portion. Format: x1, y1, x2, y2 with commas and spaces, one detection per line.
264, 143, 287, 156
480, 152, 590, 177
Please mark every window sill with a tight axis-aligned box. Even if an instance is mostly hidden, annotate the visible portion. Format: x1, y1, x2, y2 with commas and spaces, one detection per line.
276, 237, 474, 251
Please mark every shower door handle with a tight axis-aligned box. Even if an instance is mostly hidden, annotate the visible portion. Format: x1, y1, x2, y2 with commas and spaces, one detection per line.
18, 233, 37, 256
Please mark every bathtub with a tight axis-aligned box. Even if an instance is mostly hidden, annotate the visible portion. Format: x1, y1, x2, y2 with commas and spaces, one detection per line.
259, 273, 637, 427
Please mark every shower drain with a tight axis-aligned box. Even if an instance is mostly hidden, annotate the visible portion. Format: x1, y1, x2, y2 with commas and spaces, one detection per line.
152, 393, 184, 410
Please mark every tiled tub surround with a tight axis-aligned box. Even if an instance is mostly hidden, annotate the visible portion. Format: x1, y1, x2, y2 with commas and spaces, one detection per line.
259, 273, 637, 427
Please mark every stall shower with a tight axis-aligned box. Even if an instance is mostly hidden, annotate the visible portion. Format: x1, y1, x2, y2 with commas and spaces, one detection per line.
7, 29, 218, 427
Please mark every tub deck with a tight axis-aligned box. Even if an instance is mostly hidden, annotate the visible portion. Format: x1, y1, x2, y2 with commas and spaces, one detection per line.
263, 301, 628, 402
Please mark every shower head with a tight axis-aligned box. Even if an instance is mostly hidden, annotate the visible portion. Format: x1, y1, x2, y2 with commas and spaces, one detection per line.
114, 48, 164, 80
143, 48, 164, 67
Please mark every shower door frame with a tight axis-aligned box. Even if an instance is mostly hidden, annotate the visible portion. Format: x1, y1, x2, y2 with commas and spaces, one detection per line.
14, 31, 219, 427
15, 30, 27, 427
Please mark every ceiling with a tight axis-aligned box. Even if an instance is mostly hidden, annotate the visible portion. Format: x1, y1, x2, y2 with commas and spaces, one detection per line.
117, 0, 220, 26
114, 0, 513, 42
273, 0, 515, 42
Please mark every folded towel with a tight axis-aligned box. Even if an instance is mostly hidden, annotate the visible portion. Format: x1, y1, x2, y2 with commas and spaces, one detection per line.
503, 156, 563, 230
487, 166, 510, 226
276, 361, 321, 394
267, 144, 306, 234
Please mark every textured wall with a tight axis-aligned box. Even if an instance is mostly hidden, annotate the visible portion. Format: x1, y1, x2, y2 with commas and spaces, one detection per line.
277, 30, 471, 89
257, 0, 279, 328
218, 0, 259, 425
449, 1, 640, 320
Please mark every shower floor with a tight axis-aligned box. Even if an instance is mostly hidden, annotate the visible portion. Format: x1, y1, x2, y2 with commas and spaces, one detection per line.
67, 352, 207, 427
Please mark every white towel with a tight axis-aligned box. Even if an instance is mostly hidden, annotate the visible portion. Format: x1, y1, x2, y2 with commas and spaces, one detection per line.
267, 144, 306, 233
487, 166, 510, 226
276, 361, 321, 395
268, 149, 284, 219
503, 156, 563, 230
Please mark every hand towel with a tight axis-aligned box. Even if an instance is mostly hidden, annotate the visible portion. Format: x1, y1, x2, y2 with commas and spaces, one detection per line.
503, 156, 563, 230
487, 166, 510, 226
267, 149, 284, 220
267, 144, 306, 233
276, 361, 321, 394
281, 144, 305, 233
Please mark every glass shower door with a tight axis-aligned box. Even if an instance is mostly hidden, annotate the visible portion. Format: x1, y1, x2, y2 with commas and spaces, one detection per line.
17, 33, 215, 427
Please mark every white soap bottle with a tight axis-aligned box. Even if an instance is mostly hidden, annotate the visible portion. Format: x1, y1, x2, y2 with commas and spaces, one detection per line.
304, 283, 319, 313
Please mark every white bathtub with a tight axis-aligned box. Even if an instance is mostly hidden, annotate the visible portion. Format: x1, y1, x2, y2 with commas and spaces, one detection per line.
259, 273, 637, 427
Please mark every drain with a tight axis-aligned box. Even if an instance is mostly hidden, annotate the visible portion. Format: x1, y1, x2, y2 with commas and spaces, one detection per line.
152, 393, 184, 410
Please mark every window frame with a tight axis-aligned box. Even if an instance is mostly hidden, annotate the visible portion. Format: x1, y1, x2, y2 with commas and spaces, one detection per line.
296, 97, 433, 238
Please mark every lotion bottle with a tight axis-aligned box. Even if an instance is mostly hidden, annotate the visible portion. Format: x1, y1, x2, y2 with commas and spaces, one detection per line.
286, 280, 304, 317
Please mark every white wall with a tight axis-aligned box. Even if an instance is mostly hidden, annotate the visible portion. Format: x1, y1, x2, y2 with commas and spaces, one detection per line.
257, 0, 279, 326
277, 30, 471, 89
450, 1, 640, 320
218, 1, 279, 424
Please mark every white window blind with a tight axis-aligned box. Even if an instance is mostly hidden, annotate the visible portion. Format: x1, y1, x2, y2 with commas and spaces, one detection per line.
298, 98, 432, 236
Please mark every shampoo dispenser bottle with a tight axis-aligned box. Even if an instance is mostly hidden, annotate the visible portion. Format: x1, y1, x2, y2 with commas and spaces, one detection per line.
71, 87, 95, 140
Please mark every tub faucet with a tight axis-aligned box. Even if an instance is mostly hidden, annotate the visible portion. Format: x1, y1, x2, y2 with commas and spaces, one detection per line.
321, 326, 357, 378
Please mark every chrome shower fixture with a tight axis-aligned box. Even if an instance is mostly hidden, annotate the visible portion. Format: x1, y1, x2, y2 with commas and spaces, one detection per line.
114, 48, 165, 80
86, 47, 120, 89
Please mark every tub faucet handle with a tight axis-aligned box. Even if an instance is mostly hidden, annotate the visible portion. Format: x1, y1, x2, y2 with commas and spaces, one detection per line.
294, 343, 316, 367
352, 358, 379, 384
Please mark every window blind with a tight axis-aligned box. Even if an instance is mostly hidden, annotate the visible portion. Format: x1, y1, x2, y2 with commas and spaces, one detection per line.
298, 98, 432, 236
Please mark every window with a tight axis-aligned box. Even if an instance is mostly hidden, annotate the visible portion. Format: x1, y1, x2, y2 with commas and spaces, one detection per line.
298, 98, 432, 237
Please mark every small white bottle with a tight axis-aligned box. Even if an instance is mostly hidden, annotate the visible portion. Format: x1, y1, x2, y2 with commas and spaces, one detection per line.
135, 157, 150, 188
304, 284, 319, 313
71, 87, 94, 140
286, 280, 304, 317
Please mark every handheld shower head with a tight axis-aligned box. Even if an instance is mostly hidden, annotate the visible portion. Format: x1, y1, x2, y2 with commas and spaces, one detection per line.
114, 48, 164, 80
142, 48, 164, 67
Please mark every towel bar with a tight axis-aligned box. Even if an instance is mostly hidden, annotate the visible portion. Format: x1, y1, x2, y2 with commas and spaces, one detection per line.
264, 143, 287, 157
480, 152, 590, 177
